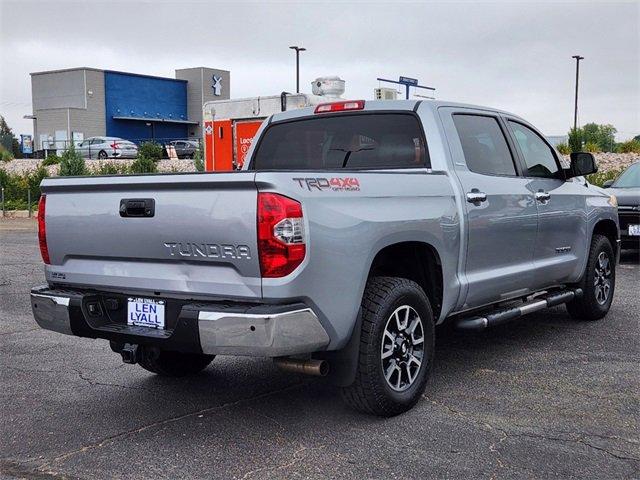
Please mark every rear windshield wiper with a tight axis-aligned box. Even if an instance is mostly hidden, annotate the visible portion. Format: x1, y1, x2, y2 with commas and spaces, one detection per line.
329, 147, 375, 168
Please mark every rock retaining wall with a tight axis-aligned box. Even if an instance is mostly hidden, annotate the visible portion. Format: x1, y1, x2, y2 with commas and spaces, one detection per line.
1, 158, 197, 176
1, 153, 638, 176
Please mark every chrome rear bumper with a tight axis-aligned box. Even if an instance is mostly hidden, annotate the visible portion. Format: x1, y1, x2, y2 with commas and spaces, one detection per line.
30, 286, 330, 357
198, 309, 329, 356
31, 292, 74, 335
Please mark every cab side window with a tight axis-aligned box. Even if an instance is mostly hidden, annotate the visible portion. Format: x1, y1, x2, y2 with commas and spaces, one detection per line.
452, 114, 517, 176
508, 121, 560, 178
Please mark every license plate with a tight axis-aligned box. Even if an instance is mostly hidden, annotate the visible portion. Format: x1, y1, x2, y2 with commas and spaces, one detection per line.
629, 224, 640, 236
127, 298, 165, 329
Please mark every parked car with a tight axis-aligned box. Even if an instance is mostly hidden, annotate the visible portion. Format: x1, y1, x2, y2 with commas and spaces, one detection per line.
76, 137, 138, 159
603, 162, 640, 249
32, 99, 620, 417
165, 140, 199, 159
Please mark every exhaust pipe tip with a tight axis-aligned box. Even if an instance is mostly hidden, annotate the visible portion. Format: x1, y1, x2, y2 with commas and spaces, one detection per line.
274, 358, 329, 377
316, 360, 330, 377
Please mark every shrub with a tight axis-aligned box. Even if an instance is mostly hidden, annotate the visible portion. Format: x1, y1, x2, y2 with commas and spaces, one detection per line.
137, 142, 163, 161
556, 143, 571, 155
59, 146, 87, 176
129, 156, 157, 174
2, 198, 30, 210
41, 154, 61, 166
96, 162, 127, 175
1, 149, 13, 162
0, 168, 8, 195
0, 166, 49, 209
616, 139, 640, 154
586, 169, 623, 187
193, 143, 204, 172
27, 166, 49, 199
584, 141, 601, 153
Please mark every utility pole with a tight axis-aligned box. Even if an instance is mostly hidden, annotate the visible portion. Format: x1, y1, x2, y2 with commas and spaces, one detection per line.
289, 46, 306, 93
572, 55, 584, 131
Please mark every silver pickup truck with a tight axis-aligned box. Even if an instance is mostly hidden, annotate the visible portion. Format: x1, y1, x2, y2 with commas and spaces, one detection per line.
31, 100, 620, 416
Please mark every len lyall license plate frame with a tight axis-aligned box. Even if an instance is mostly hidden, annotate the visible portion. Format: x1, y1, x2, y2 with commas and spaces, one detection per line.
629, 224, 640, 236
127, 297, 166, 329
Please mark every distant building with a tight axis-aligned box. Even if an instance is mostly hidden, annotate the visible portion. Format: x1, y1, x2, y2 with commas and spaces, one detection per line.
28, 66, 230, 151
546, 135, 569, 147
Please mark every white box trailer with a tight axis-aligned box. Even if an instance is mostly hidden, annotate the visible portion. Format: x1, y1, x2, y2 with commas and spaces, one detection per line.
202, 76, 347, 171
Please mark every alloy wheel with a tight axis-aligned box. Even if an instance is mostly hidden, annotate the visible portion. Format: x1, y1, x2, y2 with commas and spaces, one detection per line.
594, 251, 612, 305
381, 305, 425, 392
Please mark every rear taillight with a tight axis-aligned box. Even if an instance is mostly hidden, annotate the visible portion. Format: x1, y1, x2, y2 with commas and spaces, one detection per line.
37, 195, 50, 264
314, 100, 365, 114
257, 193, 305, 278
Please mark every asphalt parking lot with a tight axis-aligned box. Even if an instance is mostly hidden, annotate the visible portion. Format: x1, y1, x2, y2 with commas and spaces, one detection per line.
1, 218, 638, 479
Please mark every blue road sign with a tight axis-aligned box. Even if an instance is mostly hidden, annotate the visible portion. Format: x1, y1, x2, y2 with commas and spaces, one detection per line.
399, 76, 418, 86
377, 77, 435, 99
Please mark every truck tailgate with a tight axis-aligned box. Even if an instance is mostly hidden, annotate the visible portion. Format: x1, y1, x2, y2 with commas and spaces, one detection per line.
41, 172, 261, 299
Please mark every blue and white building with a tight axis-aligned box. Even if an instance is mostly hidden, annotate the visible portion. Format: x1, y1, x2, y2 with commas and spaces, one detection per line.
29, 66, 230, 151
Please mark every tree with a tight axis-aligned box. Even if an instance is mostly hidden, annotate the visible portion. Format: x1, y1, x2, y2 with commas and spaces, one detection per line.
0, 115, 21, 158
568, 127, 583, 153
581, 123, 617, 152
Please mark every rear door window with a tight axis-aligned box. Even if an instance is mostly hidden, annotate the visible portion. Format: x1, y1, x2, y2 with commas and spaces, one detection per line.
452, 114, 517, 176
252, 113, 427, 170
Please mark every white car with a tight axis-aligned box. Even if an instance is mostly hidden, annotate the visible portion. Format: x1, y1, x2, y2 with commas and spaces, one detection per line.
76, 137, 138, 160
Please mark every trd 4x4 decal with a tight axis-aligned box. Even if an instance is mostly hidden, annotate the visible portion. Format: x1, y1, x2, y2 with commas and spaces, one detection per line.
293, 177, 360, 192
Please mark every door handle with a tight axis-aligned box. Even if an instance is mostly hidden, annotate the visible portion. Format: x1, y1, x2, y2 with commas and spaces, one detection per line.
466, 189, 487, 204
535, 190, 551, 202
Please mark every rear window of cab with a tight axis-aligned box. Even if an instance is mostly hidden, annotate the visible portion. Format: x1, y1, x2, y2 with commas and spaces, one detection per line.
251, 113, 428, 170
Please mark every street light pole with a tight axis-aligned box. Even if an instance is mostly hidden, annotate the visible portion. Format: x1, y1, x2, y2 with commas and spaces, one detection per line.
572, 55, 584, 131
289, 46, 306, 93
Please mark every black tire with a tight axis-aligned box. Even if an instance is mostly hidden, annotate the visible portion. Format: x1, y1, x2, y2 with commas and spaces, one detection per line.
98, 150, 108, 159
137, 347, 215, 377
341, 276, 435, 417
566, 234, 615, 321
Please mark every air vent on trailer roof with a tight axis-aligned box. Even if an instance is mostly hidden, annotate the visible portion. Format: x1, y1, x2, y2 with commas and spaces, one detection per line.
311, 76, 345, 98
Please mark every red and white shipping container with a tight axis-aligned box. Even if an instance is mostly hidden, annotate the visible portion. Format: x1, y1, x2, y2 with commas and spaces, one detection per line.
202, 76, 347, 171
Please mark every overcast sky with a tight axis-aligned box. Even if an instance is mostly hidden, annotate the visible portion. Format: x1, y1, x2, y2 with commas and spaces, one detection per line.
1, 0, 638, 139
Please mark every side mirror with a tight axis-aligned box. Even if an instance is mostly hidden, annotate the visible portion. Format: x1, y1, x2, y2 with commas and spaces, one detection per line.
566, 152, 597, 178
602, 179, 614, 188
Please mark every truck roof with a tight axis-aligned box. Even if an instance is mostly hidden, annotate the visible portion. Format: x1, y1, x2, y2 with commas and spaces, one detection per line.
269, 99, 525, 124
